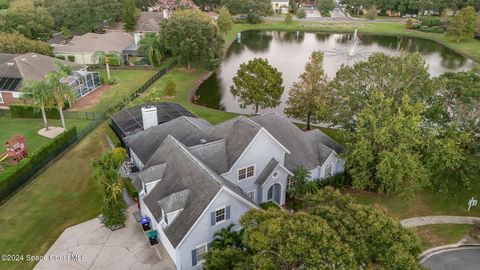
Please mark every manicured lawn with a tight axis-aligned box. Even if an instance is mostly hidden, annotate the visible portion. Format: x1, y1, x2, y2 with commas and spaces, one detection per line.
415, 224, 473, 250
86, 69, 156, 112
0, 123, 108, 270
0, 116, 92, 182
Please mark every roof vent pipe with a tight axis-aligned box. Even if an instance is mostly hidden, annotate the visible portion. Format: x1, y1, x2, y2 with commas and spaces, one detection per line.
141, 105, 158, 130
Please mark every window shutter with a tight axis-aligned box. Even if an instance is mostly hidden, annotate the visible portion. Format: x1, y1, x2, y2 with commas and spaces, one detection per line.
226, 206, 230, 220
208, 242, 212, 250
191, 249, 197, 266
211, 211, 215, 225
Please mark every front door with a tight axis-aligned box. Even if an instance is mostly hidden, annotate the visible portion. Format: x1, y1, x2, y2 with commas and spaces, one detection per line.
267, 183, 282, 205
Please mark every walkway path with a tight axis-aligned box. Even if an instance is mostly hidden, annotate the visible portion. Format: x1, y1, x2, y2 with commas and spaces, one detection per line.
401, 216, 480, 228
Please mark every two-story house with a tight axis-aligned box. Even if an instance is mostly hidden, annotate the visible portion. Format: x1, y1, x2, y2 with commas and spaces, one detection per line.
125, 108, 344, 270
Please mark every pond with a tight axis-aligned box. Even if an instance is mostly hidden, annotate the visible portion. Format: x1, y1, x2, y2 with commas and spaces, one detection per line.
195, 30, 477, 114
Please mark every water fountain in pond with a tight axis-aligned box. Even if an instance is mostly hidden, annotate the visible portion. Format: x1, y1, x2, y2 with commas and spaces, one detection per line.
324, 28, 372, 60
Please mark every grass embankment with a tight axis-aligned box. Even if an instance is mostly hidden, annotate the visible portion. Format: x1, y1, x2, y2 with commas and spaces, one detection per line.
415, 224, 473, 249
0, 124, 109, 270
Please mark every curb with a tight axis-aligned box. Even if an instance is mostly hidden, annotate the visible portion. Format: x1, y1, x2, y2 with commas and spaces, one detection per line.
419, 244, 480, 263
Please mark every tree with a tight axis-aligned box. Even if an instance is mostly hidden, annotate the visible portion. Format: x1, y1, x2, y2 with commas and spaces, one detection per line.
328, 53, 433, 129
230, 58, 284, 114
284, 13, 293, 23
122, 0, 137, 32
221, 0, 272, 16
406, 18, 413, 28
317, 0, 336, 13
447, 6, 477, 41
302, 188, 422, 269
92, 148, 127, 229
159, 9, 224, 70
46, 68, 75, 130
0, 32, 53, 55
163, 74, 176, 96
288, 0, 298, 13
211, 224, 244, 249
40, 0, 121, 34
287, 167, 318, 209
0, 0, 54, 40
346, 92, 430, 200
285, 51, 329, 130
365, 5, 377, 19
217, 6, 234, 34
296, 8, 306, 19
20, 80, 53, 131
138, 33, 163, 67
193, 0, 220, 10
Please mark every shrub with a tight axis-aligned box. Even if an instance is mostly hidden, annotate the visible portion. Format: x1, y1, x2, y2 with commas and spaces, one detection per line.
406, 18, 413, 29
122, 178, 138, 200
0, 127, 77, 201
316, 171, 352, 189
259, 201, 281, 210
419, 25, 445, 33
67, 55, 75, 62
421, 17, 443, 27
247, 12, 263, 23
321, 11, 331, 17
296, 8, 306, 19
365, 6, 377, 20
9, 104, 60, 119
56, 55, 66, 60
163, 75, 176, 96
285, 13, 293, 24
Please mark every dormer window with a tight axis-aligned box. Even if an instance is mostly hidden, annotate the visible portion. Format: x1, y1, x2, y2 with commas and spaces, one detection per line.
238, 165, 255, 180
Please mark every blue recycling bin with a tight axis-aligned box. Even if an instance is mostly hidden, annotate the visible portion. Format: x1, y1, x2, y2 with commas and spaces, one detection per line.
140, 216, 151, 231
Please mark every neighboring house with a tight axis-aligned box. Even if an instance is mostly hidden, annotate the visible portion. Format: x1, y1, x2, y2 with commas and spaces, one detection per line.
135, 11, 163, 36
272, 0, 289, 14
124, 107, 345, 270
0, 53, 101, 107
52, 31, 135, 65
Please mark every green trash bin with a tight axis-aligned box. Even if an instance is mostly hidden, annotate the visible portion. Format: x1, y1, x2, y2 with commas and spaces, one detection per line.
147, 230, 158, 245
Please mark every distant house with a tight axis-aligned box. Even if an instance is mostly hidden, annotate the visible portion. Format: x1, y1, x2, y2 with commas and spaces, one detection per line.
52, 31, 135, 65
122, 108, 345, 270
272, 0, 289, 14
0, 53, 101, 107
135, 12, 163, 36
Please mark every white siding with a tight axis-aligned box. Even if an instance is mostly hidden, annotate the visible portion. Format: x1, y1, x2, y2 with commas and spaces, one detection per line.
176, 188, 256, 270
260, 166, 289, 205
221, 130, 287, 194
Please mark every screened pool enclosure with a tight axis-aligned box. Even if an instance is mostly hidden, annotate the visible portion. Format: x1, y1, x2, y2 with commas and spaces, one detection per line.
64, 70, 102, 99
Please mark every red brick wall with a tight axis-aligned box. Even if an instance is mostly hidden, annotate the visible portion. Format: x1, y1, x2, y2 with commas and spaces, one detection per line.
0, 91, 28, 107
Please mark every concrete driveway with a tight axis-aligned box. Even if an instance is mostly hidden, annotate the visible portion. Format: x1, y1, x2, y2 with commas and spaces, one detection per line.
422, 247, 480, 270
34, 207, 175, 270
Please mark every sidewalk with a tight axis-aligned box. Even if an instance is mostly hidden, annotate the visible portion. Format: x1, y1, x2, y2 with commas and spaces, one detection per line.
401, 216, 480, 228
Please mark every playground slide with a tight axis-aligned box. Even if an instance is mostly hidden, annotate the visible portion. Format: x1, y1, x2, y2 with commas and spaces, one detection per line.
0, 153, 7, 162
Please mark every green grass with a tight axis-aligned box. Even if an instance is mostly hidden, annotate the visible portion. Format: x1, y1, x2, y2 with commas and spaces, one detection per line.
347, 174, 480, 220
415, 224, 472, 250
0, 123, 108, 270
84, 69, 156, 112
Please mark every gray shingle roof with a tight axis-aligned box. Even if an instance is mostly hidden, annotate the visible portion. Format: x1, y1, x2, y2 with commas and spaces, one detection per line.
138, 163, 166, 183
135, 12, 163, 32
255, 158, 280, 185
53, 31, 134, 54
188, 139, 229, 174
250, 113, 340, 171
0, 53, 83, 81
125, 116, 208, 164
158, 189, 190, 213
142, 136, 254, 248
204, 116, 261, 168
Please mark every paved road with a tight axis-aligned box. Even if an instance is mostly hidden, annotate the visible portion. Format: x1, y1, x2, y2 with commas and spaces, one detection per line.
422, 248, 480, 270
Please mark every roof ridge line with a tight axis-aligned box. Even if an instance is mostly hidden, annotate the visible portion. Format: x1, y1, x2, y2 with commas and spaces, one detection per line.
187, 138, 226, 150
166, 135, 225, 187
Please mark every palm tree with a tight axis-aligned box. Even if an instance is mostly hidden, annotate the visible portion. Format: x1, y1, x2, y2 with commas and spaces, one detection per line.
20, 80, 53, 131
211, 224, 244, 250
46, 71, 75, 130
138, 33, 163, 67
288, 166, 317, 203
92, 51, 123, 80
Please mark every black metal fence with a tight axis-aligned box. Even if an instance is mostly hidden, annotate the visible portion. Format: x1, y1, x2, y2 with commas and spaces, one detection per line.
0, 60, 177, 204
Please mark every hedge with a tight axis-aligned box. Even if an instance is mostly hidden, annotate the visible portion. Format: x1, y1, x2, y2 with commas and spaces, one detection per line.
0, 127, 77, 202
9, 104, 60, 119
67, 55, 75, 62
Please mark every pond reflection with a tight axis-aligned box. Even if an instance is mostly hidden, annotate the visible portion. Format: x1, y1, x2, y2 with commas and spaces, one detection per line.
195, 30, 476, 114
